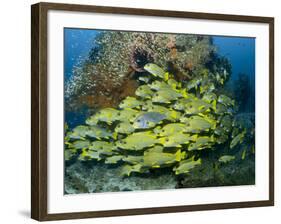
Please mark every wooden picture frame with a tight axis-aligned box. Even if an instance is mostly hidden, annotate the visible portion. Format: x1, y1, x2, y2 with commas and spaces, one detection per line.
31, 2, 274, 221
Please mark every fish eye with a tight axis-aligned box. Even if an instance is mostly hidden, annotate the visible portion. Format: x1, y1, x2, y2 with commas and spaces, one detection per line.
189, 105, 193, 108
117, 125, 120, 128
117, 112, 121, 116
137, 119, 140, 122
130, 121, 133, 124
156, 93, 159, 96
162, 130, 165, 132
146, 121, 149, 125
165, 138, 169, 142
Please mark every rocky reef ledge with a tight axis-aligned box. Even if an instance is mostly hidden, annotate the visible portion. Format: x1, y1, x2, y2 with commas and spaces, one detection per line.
65, 161, 177, 194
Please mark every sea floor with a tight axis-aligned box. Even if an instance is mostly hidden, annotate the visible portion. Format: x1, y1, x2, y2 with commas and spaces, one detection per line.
65, 152, 255, 194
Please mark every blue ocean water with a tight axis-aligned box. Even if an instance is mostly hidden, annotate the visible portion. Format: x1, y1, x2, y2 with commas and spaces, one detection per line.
64, 28, 98, 81
213, 36, 255, 83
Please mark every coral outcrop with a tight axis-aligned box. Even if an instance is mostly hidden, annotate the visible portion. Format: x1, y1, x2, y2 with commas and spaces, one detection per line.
64, 31, 228, 115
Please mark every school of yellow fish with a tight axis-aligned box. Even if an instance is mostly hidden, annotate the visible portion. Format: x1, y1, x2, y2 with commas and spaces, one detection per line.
65, 63, 250, 177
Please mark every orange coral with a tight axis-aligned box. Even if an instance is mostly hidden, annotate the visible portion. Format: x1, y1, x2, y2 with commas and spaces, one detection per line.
65, 31, 214, 113
185, 62, 194, 71
166, 35, 176, 49
170, 48, 178, 60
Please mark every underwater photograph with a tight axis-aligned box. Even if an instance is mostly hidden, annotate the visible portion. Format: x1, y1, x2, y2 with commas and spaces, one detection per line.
64, 28, 255, 194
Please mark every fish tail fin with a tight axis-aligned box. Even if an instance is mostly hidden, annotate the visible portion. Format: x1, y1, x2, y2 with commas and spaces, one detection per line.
241, 149, 246, 160
158, 137, 165, 145
181, 89, 188, 98
81, 148, 88, 157
198, 105, 203, 111
65, 142, 71, 146
240, 129, 247, 144
164, 72, 170, 81
178, 82, 182, 88
181, 151, 187, 160
112, 132, 118, 140
190, 155, 196, 161
175, 150, 182, 162
170, 110, 177, 119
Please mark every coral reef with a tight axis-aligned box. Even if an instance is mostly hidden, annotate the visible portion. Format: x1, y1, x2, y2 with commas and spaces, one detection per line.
64, 30, 255, 193
64, 31, 229, 115
65, 161, 177, 193
64, 63, 254, 193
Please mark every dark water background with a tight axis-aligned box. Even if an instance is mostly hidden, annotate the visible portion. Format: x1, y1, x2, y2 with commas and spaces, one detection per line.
213, 36, 255, 82
213, 36, 255, 113
64, 28, 255, 126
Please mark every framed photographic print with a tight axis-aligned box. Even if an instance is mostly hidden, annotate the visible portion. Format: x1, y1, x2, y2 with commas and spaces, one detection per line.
31, 2, 274, 221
